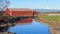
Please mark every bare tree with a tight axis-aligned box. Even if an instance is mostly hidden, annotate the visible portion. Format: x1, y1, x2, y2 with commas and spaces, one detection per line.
0, 0, 10, 11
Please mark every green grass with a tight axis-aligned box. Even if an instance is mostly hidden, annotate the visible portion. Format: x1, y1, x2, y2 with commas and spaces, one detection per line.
38, 14, 60, 22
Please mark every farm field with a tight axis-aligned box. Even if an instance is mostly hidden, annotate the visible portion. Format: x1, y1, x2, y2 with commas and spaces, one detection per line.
38, 13, 60, 23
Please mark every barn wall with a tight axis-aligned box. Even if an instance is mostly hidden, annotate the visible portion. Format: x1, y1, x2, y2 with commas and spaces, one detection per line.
11, 11, 33, 16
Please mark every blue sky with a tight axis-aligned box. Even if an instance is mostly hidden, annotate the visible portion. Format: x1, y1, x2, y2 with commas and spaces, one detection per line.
9, 0, 60, 9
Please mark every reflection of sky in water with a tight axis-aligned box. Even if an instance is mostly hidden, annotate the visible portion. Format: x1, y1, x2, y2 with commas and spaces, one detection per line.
8, 20, 50, 34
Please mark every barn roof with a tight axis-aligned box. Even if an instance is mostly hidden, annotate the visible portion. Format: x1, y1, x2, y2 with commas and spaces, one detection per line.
7, 8, 32, 11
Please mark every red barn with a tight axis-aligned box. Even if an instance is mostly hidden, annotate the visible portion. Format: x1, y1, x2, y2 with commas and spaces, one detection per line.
5, 8, 33, 24
6, 8, 33, 16
33, 11, 38, 16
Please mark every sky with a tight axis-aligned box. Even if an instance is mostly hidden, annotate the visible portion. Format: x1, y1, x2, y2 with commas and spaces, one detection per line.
9, 0, 60, 9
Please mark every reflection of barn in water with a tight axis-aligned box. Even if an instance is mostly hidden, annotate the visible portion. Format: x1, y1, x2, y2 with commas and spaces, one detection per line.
0, 8, 38, 34
6, 8, 34, 23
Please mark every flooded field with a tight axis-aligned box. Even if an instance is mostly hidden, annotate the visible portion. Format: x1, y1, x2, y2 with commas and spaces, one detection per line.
8, 20, 50, 34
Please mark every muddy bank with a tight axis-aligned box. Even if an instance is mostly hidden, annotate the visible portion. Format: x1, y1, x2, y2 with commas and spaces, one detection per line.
34, 17, 60, 34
